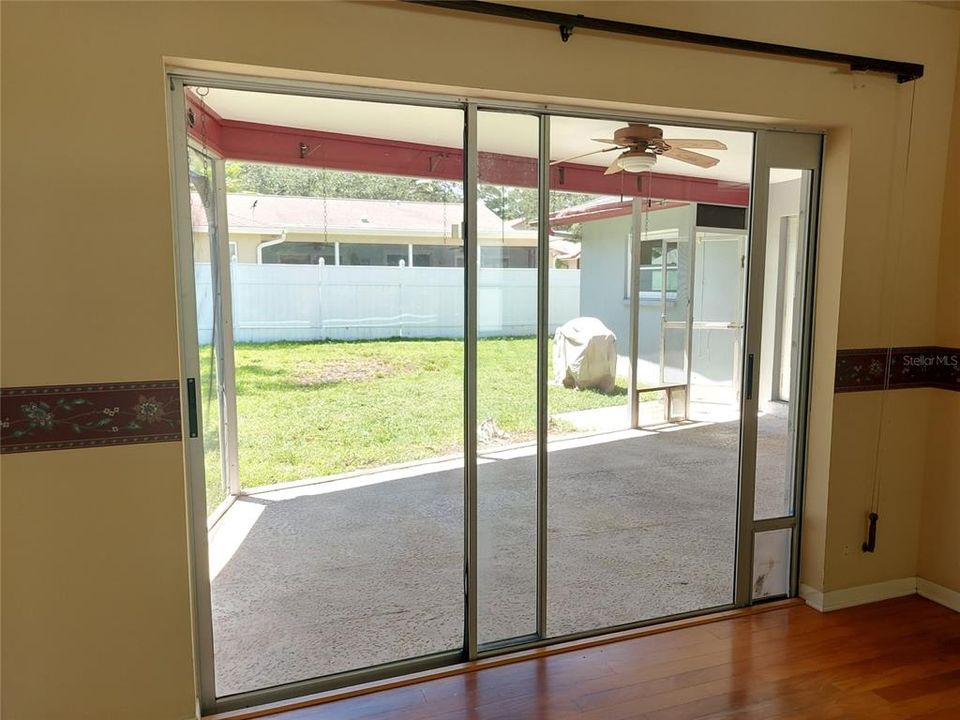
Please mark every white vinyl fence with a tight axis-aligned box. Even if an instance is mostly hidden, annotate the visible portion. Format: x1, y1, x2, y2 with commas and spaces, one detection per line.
195, 263, 581, 343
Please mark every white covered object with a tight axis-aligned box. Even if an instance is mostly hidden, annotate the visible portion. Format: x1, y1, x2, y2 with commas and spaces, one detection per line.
553, 317, 617, 392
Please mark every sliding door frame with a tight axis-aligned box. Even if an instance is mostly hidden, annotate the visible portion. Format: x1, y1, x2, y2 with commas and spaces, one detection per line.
737, 130, 823, 605
167, 70, 821, 715
168, 80, 219, 711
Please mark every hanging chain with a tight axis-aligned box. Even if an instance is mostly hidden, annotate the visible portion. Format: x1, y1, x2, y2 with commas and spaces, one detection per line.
196, 87, 210, 174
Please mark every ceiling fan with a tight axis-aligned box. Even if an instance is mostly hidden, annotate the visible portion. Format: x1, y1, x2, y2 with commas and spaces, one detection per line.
551, 124, 727, 175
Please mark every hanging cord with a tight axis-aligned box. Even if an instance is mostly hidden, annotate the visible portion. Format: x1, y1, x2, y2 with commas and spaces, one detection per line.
864, 80, 917, 550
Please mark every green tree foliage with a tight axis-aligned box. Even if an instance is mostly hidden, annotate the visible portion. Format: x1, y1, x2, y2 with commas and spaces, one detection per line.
225, 161, 603, 223
226, 161, 462, 204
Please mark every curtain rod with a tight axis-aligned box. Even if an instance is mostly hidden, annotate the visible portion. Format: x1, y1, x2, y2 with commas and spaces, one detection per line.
401, 1, 923, 84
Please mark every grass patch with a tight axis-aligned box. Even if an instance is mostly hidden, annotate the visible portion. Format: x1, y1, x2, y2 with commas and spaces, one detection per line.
200, 337, 629, 512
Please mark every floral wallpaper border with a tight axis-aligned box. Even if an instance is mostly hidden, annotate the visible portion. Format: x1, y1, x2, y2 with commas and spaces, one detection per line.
1, 381, 181, 454
0, 351, 954, 453
836, 346, 959, 393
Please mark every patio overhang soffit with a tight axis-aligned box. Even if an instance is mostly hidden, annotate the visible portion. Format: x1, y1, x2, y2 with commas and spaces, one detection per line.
186, 93, 750, 207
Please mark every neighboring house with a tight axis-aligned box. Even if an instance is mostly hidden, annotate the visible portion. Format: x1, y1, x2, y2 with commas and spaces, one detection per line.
556, 180, 802, 408
191, 192, 541, 268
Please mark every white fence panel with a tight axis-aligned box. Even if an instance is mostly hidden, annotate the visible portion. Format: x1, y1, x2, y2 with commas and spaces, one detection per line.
195, 263, 581, 343
547, 270, 581, 332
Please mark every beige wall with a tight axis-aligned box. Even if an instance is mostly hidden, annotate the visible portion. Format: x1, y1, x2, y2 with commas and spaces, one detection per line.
918, 46, 960, 596
2, 3, 959, 719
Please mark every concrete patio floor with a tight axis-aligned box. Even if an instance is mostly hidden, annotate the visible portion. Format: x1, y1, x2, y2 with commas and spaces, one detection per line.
209, 409, 789, 697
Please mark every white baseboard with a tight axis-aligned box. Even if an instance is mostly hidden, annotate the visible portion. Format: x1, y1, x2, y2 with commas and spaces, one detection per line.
799, 583, 824, 611
918, 578, 960, 612
800, 577, 917, 612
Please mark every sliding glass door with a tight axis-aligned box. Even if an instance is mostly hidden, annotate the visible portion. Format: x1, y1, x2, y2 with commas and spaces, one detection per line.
170, 76, 821, 714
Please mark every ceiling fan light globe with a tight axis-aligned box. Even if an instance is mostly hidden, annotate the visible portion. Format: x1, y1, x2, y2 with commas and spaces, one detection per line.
617, 151, 657, 173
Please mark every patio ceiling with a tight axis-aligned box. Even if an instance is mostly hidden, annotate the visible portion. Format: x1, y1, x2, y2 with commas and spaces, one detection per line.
187, 88, 751, 206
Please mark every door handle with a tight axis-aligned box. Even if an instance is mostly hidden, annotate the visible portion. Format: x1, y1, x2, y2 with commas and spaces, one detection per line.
745, 353, 755, 401
186, 377, 199, 438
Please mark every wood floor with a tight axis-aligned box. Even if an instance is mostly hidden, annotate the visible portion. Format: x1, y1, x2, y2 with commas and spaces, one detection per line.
223, 596, 960, 720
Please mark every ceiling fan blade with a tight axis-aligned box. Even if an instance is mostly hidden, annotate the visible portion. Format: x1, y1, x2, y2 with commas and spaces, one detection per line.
663, 139, 728, 150
549, 146, 619, 166
661, 147, 720, 168
603, 154, 624, 175
591, 138, 624, 145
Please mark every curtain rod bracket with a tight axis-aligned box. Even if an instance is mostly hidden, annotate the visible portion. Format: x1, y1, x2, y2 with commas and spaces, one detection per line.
559, 16, 581, 42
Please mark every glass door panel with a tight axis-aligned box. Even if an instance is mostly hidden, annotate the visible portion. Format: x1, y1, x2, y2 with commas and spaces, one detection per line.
187, 147, 229, 516
189, 88, 468, 697
546, 115, 635, 636
476, 110, 540, 646
547, 115, 753, 637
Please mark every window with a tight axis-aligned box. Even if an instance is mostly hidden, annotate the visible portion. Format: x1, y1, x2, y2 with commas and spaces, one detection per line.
625, 231, 680, 300
480, 246, 537, 268
412, 244, 464, 267
340, 242, 410, 266
639, 239, 679, 293
261, 241, 335, 265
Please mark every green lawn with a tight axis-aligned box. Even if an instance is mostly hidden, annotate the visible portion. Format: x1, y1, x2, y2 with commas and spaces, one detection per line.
201, 337, 630, 513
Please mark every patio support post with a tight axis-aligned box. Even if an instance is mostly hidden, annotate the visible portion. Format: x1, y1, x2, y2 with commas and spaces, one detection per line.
536, 114, 550, 639
464, 103, 479, 661
628, 200, 642, 429
684, 211, 697, 419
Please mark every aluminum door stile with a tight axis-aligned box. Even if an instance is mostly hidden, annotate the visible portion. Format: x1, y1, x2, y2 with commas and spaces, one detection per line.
735, 131, 767, 607
536, 114, 550, 639
463, 103, 479, 661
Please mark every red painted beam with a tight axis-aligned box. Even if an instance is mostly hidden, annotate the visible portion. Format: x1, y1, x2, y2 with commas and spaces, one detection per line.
184, 98, 749, 206
185, 91, 227, 157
